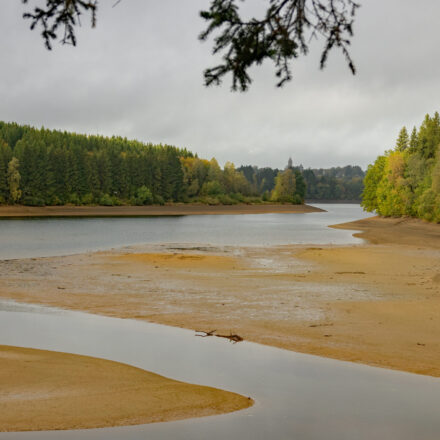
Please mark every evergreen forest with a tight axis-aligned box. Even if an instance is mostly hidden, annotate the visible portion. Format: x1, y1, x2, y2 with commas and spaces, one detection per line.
0, 121, 365, 207
362, 112, 440, 222
0, 121, 309, 207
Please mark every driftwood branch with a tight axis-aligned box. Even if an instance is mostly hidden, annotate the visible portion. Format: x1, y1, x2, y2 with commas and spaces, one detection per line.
195, 329, 216, 337
195, 329, 243, 343
216, 333, 243, 343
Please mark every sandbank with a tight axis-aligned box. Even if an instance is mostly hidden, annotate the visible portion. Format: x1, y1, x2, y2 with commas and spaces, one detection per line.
332, 215, 440, 248
0, 203, 323, 218
0, 345, 252, 432
1, 214, 440, 398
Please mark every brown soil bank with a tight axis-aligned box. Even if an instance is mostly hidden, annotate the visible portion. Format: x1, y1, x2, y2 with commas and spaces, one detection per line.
0, 203, 323, 218
0, 345, 252, 432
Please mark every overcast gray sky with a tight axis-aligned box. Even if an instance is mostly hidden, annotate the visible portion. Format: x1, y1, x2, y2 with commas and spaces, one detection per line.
1, 0, 439, 169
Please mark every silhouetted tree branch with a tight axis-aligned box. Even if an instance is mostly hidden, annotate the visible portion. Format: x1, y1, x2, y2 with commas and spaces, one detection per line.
199, 0, 359, 91
22, 0, 97, 50
21, 0, 360, 90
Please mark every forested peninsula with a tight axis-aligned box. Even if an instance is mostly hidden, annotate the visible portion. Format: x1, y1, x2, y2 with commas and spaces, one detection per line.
0, 121, 363, 207
362, 112, 440, 222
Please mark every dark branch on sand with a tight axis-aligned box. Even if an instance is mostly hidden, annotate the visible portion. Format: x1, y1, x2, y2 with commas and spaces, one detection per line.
195, 329, 243, 343
195, 329, 217, 337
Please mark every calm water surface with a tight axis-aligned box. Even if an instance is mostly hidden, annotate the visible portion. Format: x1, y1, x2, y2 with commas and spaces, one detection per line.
3, 205, 436, 440
0, 301, 440, 440
0, 204, 372, 259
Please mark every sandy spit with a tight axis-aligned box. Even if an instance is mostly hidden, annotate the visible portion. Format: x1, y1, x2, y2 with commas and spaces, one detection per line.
0, 345, 252, 432
0, 203, 323, 217
332, 215, 440, 248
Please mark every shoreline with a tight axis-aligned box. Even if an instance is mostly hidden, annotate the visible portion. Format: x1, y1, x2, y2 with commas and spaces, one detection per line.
0, 203, 323, 218
332, 215, 440, 248
1, 216, 440, 377
0, 345, 252, 432
2, 215, 440, 430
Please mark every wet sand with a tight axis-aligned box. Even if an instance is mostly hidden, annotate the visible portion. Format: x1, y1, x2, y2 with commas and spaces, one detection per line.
1, 214, 440, 377
0, 345, 252, 432
0, 203, 323, 217
1, 214, 440, 432
332, 215, 440, 248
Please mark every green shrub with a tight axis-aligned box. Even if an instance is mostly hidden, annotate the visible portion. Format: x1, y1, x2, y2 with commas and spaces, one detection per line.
417, 188, 436, 221
181, 194, 191, 203
230, 192, 245, 202
49, 195, 63, 206
292, 194, 303, 204
218, 194, 236, 205
22, 196, 45, 206
200, 180, 223, 196
199, 196, 220, 205
81, 193, 94, 205
69, 193, 81, 206
244, 196, 263, 204
111, 196, 123, 206
99, 194, 114, 206
153, 194, 165, 205
135, 186, 153, 205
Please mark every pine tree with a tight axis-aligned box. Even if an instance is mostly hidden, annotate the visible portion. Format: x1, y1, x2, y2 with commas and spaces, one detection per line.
7, 157, 21, 203
409, 127, 418, 152
395, 127, 409, 151
0, 141, 12, 203
418, 114, 440, 159
294, 170, 306, 202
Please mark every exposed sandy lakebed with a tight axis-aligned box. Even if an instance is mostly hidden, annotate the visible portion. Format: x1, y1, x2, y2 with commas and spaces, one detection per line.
0, 345, 252, 431
1, 214, 440, 430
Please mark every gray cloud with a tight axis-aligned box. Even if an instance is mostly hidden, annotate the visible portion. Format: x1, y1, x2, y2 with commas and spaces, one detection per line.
1, 0, 440, 169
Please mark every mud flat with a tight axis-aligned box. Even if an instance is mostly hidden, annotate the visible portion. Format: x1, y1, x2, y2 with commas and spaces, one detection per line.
0, 203, 323, 218
0, 345, 252, 432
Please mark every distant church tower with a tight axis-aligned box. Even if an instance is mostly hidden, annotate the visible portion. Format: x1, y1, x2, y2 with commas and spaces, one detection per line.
287, 157, 293, 169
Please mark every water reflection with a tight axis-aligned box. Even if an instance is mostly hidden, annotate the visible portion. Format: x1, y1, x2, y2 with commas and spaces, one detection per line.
0, 301, 439, 440
0, 204, 372, 259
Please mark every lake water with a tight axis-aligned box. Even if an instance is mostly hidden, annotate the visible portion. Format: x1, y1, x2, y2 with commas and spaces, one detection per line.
1, 300, 440, 440
3, 204, 436, 440
0, 204, 373, 259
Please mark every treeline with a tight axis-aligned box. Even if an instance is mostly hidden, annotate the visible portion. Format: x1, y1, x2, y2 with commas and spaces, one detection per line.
303, 166, 364, 201
362, 111, 440, 222
0, 122, 189, 206
236, 164, 305, 203
238, 164, 364, 201
0, 121, 306, 206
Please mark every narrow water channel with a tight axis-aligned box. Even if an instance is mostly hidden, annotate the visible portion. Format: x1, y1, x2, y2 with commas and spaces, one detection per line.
1, 300, 440, 440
